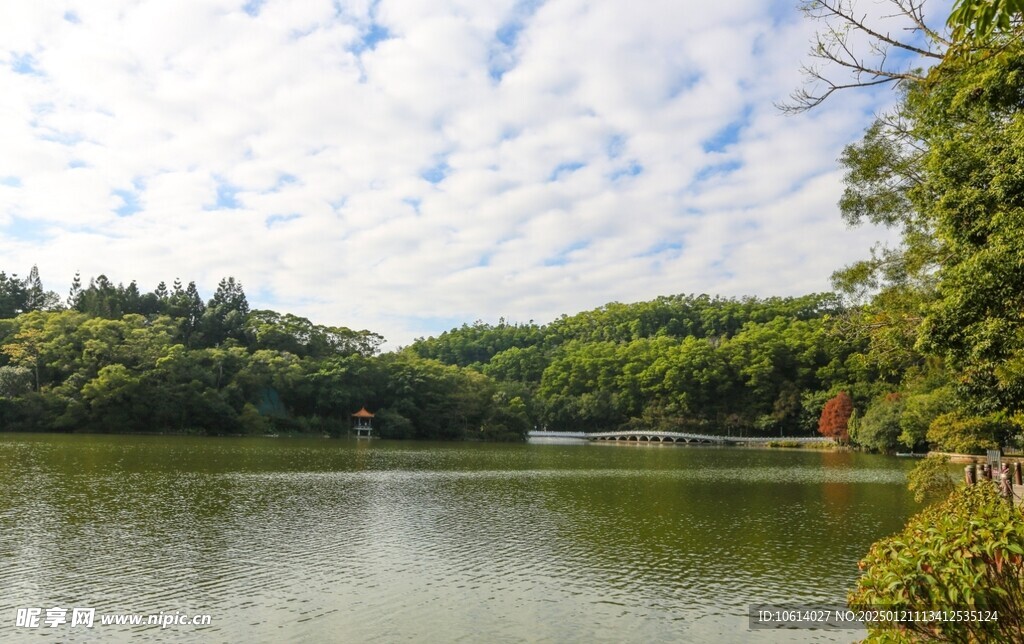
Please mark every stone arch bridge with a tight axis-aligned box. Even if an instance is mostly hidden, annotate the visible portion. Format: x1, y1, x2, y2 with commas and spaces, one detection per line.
528, 430, 833, 446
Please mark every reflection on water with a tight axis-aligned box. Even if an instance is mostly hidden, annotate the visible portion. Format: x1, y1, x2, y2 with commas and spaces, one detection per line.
0, 434, 917, 642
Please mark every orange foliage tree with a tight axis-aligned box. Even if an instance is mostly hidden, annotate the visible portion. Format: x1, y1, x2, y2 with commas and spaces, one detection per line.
818, 391, 853, 441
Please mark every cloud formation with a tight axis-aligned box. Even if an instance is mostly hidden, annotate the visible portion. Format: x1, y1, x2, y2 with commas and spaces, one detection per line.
0, 0, 914, 345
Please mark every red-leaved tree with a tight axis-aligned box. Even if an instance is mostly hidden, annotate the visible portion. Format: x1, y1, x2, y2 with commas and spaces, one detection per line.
819, 391, 853, 442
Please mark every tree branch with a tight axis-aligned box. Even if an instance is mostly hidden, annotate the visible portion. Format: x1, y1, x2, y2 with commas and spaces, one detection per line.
781, 0, 950, 113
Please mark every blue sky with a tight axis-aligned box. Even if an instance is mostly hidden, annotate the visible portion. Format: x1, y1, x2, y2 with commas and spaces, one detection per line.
0, 0, 948, 346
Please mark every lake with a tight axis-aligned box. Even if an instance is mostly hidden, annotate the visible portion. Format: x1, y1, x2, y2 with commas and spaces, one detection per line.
0, 434, 919, 642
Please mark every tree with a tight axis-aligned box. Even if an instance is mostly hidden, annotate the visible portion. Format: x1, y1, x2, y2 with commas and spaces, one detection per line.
947, 0, 1024, 48
21, 265, 59, 312
201, 277, 249, 346
481, 393, 531, 441
905, 453, 955, 503
911, 46, 1024, 414
818, 391, 853, 441
926, 411, 1007, 454
67, 271, 82, 309
851, 392, 904, 451
811, 0, 1024, 425
781, 0, 947, 113
80, 363, 144, 430
120, 280, 142, 314
0, 366, 33, 397
168, 281, 206, 346
0, 272, 27, 318
483, 346, 549, 383
76, 275, 122, 318
2, 325, 45, 391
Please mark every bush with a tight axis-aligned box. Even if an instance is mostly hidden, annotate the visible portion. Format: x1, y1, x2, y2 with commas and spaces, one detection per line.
906, 454, 956, 504
849, 482, 1024, 642
764, 440, 803, 448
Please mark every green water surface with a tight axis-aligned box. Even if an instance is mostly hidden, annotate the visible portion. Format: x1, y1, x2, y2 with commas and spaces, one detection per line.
0, 434, 919, 643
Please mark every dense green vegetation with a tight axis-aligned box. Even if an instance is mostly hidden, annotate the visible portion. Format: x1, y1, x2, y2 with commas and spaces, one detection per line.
774, 0, 1024, 456
0, 272, 529, 440
849, 481, 1024, 642
0, 271, 879, 441
813, 3, 1024, 641
409, 293, 888, 437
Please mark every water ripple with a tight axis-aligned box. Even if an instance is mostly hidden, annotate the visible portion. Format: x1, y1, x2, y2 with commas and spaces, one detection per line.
0, 436, 916, 643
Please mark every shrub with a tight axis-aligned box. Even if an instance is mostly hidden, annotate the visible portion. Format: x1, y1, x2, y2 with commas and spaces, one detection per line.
765, 440, 803, 448
906, 454, 956, 504
849, 482, 1024, 642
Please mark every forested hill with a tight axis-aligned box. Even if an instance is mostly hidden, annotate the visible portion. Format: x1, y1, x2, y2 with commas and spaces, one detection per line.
408, 292, 878, 436
410, 293, 844, 367
0, 268, 884, 442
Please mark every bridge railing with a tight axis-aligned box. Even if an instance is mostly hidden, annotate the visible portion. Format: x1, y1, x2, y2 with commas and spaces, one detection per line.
528, 430, 833, 444
528, 431, 589, 439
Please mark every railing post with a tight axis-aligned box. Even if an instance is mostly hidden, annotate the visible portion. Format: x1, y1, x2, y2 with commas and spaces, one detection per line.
1000, 466, 1013, 502
1015, 461, 1023, 486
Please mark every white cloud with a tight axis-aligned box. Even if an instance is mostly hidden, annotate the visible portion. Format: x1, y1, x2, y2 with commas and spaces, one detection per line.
0, 0, 930, 346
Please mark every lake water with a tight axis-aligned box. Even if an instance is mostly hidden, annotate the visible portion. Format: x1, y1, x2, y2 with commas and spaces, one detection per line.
0, 434, 919, 643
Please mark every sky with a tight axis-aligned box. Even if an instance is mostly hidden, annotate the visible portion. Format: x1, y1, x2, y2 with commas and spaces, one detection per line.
0, 1, 948, 347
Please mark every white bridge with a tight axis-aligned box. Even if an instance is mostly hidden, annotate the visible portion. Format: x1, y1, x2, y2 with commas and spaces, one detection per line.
528, 430, 833, 445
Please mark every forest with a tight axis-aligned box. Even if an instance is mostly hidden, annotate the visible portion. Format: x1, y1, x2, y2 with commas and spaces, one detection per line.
0, 270, 872, 443
0, 261, 1014, 453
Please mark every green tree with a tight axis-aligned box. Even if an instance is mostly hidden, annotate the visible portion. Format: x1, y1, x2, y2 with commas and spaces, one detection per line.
947, 0, 1023, 47
851, 393, 904, 452
1, 322, 45, 391
0, 272, 27, 318
67, 271, 82, 309
926, 411, 1007, 454
911, 46, 1024, 415
81, 364, 144, 431
905, 454, 956, 504
0, 366, 33, 397
821, 17, 1024, 435
201, 277, 249, 346
76, 275, 123, 318
897, 380, 955, 449
167, 281, 206, 346
22, 265, 60, 312
482, 345, 548, 383
481, 393, 531, 441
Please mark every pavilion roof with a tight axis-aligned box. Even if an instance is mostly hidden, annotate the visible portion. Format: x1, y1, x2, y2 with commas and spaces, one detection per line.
351, 407, 375, 418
